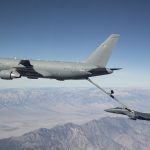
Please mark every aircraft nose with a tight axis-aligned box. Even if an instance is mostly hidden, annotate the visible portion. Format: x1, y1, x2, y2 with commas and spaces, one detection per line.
104, 108, 123, 114
104, 108, 116, 113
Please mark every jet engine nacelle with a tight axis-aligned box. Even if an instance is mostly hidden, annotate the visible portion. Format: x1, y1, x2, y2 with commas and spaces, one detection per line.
0, 70, 21, 80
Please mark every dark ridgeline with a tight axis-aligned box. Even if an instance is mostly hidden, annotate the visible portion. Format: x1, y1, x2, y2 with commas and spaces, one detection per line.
0, 117, 150, 150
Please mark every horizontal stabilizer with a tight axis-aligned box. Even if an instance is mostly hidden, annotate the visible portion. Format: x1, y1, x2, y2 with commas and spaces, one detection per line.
110, 68, 122, 71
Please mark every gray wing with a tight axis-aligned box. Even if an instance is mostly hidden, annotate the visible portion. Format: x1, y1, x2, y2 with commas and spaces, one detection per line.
16, 60, 42, 79
19, 60, 33, 68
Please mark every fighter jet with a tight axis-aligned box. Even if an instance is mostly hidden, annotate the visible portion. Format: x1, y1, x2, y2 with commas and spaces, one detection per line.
105, 107, 150, 121
0, 34, 120, 80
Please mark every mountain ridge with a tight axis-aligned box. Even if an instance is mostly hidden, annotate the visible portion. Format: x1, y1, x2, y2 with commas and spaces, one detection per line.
0, 117, 150, 150
0, 88, 150, 139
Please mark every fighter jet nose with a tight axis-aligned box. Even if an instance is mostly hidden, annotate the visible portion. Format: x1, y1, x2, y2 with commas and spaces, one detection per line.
104, 108, 114, 113
104, 107, 124, 114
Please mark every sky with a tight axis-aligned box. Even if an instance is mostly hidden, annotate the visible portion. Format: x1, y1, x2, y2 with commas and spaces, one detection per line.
0, 0, 150, 88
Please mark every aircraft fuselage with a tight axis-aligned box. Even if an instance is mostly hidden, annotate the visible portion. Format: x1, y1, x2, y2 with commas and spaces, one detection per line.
0, 58, 112, 80
105, 107, 150, 121
0, 34, 120, 80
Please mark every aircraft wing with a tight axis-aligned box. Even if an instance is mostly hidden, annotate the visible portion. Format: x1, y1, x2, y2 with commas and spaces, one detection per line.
0, 59, 37, 80
18, 60, 33, 68
14, 60, 42, 79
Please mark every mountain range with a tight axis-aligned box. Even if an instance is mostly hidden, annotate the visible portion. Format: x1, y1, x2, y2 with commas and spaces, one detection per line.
0, 87, 150, 139
0, 117, 150, 150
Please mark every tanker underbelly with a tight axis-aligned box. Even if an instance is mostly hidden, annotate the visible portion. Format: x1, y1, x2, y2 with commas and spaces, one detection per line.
47, 70, 92, 80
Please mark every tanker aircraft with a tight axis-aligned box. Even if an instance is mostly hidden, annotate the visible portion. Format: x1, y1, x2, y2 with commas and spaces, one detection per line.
0, 34, 120, 80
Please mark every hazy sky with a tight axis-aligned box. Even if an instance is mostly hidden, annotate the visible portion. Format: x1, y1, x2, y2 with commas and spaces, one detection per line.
0, 0, 150, 88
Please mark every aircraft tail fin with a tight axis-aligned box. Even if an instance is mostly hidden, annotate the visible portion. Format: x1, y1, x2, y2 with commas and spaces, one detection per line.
84, 34, 120, 67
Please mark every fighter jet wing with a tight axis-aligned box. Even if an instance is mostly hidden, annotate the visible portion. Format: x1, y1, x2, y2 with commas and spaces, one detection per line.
18, 60, 33, 68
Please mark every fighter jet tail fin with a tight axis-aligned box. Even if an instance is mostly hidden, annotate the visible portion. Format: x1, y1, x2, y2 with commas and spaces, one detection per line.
84, 34, 120, 67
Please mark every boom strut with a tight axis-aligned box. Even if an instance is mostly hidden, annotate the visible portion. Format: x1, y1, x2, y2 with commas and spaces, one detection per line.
87, 78, 131, 111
